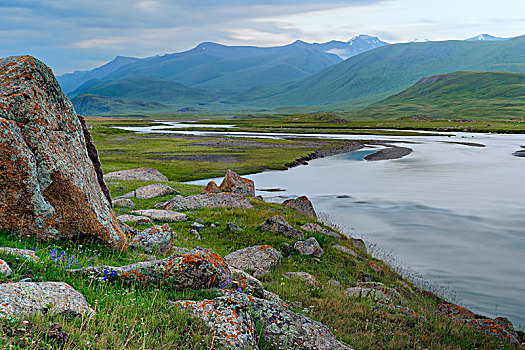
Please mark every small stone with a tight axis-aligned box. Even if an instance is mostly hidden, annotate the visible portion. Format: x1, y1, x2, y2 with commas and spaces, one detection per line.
130, 224, 176, 255
227, 223, 243, 232
104, 167, 168, 182
135, 183, 178, 199
113, 198, 135, 208
225, 245, 282, 275
219, 170, 255, 197
300, 223, 341, 239
191, 222, 205, 229
294, 237, 323, 257
203, 181, 220, 194
210, 223, 217, 228
328, 279, 341, 287
260, 215, 303, 239
283, 272, 322, 288
19, 278, 32, 283
131, 209, 188, 222
344, 287, 391, 302
190, 229, 200, 235
333, 244, 358, 258
0, 259, 12, 277
283, 196, 317, 219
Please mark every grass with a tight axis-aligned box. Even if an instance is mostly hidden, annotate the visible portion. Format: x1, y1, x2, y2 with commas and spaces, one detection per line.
0, 180, 520, 349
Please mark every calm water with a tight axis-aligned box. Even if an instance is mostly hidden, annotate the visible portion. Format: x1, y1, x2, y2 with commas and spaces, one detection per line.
125, 123, 525, 327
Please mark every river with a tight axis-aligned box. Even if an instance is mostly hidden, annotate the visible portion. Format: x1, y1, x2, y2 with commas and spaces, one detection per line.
119, 123, 525, 328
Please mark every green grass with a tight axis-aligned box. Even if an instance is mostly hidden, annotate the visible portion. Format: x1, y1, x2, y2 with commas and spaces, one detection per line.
0, 180, 519, 349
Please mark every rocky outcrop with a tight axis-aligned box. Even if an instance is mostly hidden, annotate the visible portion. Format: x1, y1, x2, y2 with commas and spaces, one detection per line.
203, 181, 220, 194
131, 209, 188, 222
134, 183, 177, 199
158, 193, 253, 211
0, 282, 93, 318
435, 302, 518, 344
260, 215, 303, 239
129, 223, 176, 255
0, 56, 127, 250
225, 245, 282, 275
72, 247, 230, 289
174, 290, 352, 350
284, 196, 317, 219
219, 170, 255, 197
294, 237, 323, 257
104, 167, 168, 182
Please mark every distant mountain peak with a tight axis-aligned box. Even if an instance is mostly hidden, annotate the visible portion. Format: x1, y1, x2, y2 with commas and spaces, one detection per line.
466, 34, 506, 41
349, 34, 380, 42
411, 38, 430, 43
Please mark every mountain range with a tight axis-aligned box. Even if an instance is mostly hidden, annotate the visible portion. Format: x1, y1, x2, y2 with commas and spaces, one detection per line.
62, 33, 525, 116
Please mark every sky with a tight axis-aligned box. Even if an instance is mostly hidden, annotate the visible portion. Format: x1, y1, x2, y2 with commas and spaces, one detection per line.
1, 0, 524, 75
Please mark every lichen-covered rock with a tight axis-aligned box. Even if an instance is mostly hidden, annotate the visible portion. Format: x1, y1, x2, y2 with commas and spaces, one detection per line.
0, 259, 12, 276
135, 183, 177, 199
117, 214, 152, 225
260, 215, 303, 239
294, 237, 323, 257
332, 244, 358, 258
104, 167, 168, 182
350, 238, 367, 253
219, 170, 255, 197
230, 267, 264, 296
0, 282, 93, 318
119, 222, 139, 238
72, 247, 230, 289
0, 56, 126, 250
174, 290, 352, 350
283, 272, 322, 288
130, 223, 175, 255
113, 198, 135, 208
159, 193, 253, 211
283, 196, 317, 219
300, 223, 341, 239
435, 301, 476, 320
131, 209, 188, 222
344, 283, 403, 304
225, 245, 282, 275
203, 180, 220, 194
0, 247, 40, 263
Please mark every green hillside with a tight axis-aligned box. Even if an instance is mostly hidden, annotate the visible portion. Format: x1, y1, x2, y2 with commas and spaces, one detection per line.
350, 71, 525, 119
71, 94, 178, 115
247, 35, 525, 108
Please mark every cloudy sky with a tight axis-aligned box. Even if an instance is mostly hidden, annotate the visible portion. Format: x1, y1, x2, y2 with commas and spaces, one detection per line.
1, 0, 524, 74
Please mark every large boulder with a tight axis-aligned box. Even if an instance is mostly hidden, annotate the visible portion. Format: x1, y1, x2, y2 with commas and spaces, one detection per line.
225, 245, 282, 275
72, 247, 230, 289
104, 167, 168, 182
283, 196, 317, 219
0, 282, 93, 318
219, 170, 255, 197
174, 290, 351, 350
260, 215, 304, 239
134, 183, 177, 199
0, 56, 126, 250
159, 193, 253, 211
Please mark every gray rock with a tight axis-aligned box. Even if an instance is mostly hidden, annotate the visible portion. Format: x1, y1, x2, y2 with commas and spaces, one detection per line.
229, 267, 264, 296
136, 217, 154, 226
117, 214, 151, 224
135, 183, 178, 199
283, 272, 322, 288
159, 193, 253, 211
0, 259, 12, 276
260, 215, 303, 239
227, 222, 243, 232
114, 190, 136, 199
283, 196, 317, 219
219, 170, 255, 197
72, 247, 230, 289
333, 244, 358, 258
190, 229, 201, 241
190, 222, 205, 229
225, 245, 282, 275
174, 290, 351, 350
294, 237, 323, 257
19, 278, 32, 283
300, 223, 341, 239
0, 282, 93, 318
0, 247, 40, 263
131, 209, 188, 222
328, 279, 342, 287
113, 198, 135, 208
130, 223, 176, 255
0, 56, 126, 250
104, 167, 168, 182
